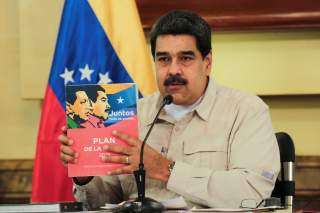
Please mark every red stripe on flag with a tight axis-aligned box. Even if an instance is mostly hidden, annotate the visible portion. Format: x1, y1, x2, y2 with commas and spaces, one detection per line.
32, 85, 75, 202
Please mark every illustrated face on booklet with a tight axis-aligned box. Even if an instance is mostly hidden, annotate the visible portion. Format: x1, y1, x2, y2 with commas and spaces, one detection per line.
65, 83, 138, 177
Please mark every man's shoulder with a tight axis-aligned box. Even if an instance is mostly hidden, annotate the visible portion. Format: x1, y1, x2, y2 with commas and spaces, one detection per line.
138, 92, 160, 105
137, 92, 161, 115
138, 92, 160, 109
136, 92, 161, 130
216, 83, 268, 111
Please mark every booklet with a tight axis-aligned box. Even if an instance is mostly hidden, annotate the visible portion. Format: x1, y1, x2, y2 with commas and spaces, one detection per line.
66, 83, 138, 177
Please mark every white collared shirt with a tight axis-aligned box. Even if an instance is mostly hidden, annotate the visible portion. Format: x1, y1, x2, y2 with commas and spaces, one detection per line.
164, 96, 203, 121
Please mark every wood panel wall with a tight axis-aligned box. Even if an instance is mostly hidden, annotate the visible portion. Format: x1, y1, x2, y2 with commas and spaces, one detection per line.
136, 0, 320, 31
0, 160, 32, 204
0, 157, 319, 209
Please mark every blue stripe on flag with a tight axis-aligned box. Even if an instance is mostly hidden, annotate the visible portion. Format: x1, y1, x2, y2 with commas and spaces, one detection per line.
49, 0, 133, 109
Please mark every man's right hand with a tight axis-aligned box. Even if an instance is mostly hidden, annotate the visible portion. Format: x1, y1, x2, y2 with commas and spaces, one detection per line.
59, 126, 78, 166
58, 126, 93, 185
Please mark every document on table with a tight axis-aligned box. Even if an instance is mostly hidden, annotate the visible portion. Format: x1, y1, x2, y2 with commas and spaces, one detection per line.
190, 207, 253, 212
191, 205, 284, 212
101, 197, 284, 212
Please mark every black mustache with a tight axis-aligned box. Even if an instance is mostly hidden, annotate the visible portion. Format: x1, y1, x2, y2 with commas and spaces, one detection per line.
164, 75, 188, 86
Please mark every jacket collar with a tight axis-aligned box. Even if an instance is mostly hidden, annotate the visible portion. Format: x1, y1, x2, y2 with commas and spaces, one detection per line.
145, 77, 217, 125
194, 77, 217, 121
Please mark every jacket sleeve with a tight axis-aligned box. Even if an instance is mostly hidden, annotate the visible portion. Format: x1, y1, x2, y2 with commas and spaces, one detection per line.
73, 176, 123, 210
166, 103, 280, 208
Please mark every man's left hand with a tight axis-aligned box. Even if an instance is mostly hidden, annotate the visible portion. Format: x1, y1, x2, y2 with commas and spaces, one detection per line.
101, 130, 171, 183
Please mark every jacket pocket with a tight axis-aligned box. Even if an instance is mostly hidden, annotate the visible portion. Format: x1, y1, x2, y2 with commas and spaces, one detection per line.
183, 138, 227, 170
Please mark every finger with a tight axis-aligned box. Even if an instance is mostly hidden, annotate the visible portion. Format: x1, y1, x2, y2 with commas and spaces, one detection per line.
107, 166, 132, 176
60, 145, 78, 158
102, 155, 129, 164
112, 130, 140, 146
61, 126, 67, 134
60, 152, 77, 164
103, 145, 131, 155
58, 134, 73, 146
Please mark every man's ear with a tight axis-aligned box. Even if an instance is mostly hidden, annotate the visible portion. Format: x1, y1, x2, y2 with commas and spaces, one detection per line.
204, 51, 212, 76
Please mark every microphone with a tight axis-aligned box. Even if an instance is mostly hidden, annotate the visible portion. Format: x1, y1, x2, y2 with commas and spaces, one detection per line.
114, 95, 173, 213
139, 95, 173, 167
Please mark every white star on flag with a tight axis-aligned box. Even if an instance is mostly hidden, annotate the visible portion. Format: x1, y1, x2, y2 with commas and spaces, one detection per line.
60, 68, 74, 85
79, 64, 94, 81
98, 71, 112, 84
117, 96, 124, 104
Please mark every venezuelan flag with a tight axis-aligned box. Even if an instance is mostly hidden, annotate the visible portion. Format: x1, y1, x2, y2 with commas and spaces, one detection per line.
32, 0, 157, 202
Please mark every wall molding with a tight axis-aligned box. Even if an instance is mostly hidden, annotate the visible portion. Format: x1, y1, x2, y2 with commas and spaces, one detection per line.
296, 156, 320, 197
0, 159, 33, 203
0, 156, 319, 203
136, 0, 320, 31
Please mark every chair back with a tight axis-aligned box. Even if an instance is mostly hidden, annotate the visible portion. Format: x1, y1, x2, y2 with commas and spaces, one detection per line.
271, 132, 295, 210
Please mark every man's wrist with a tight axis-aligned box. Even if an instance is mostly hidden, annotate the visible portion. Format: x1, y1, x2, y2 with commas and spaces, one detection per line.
155, 159, 174, 183
163, 160, 175, 183
168, 161, 175, 176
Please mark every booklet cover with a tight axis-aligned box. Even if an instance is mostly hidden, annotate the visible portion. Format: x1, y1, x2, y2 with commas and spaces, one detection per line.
66, 83, 138, 177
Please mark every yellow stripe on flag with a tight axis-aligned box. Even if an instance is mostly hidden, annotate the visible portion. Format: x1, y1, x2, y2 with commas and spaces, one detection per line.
88, 0, 158, 96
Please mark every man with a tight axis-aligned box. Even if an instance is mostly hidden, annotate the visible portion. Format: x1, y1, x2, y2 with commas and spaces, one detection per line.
59, 10, 280, 209
66, 86, 93, 128
81, 85, 111, 128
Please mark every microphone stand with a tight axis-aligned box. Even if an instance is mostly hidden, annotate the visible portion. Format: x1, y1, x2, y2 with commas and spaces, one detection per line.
113, 95, 173, 213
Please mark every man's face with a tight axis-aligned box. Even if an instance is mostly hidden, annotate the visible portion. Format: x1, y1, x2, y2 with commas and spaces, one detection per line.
71, 91, 92, 120
93, 91, 110, 120
155, 35, 212, 105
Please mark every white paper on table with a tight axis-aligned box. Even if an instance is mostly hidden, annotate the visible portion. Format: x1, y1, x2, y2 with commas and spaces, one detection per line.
191, 205, 284, 212
100, 201, 126, 210
190, 207, 252, 212
160, 196, 188, 209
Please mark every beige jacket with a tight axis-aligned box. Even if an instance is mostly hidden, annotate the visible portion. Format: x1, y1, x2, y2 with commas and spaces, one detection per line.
74, 79, 280, 210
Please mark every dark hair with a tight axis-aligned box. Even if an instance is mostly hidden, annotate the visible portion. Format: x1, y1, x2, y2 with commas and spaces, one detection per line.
150, 10, 211, 59
84, 85, 105, 102
66, 85, 86, 104
66, 85, 105, 104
